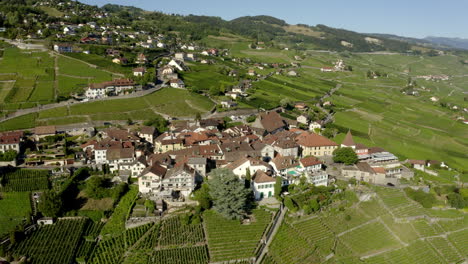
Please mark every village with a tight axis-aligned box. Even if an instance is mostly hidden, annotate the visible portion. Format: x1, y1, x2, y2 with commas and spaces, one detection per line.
0, 106, 422, 206
0, 1, 467, 263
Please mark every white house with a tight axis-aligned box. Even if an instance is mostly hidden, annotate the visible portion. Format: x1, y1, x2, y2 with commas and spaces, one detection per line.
85, 79, 135, 99
252, 170, 276, 200
187, 157, 207, 177
54, 44, 73, 53
170, 79, 185, 88
226, 157, 271, 178
309, 121, 323, 131
138, 126, 156, 143
296, 115, 309, 125
168, 59, 185, 71
174, 52, 185, 61
161, 164, 199, 197
133, 67, 146, 77
0, 131, 22, 153
138, 163, 167, 194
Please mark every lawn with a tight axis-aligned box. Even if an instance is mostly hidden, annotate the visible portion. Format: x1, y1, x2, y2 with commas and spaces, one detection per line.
0, 192, 32, 236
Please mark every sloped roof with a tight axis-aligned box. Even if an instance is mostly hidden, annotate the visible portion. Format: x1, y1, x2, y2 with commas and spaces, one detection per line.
141, 163, 167, 177
253, 170, 276, 184
300, 156, 322, 167
140, 126, 156, 135
259, 111, 286, 133
342, 130, 355, 147
35, 126, 56, 135
296, 132, 338, 147
272, 156, 298, 170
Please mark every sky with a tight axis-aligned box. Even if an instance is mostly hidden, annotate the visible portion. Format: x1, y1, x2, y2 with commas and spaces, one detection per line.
79, 0, 468, 39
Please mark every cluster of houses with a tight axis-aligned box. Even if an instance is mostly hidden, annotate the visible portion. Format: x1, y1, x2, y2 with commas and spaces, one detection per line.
340, 131, 413, 185
84, 79, 136, 100
72, 111, 341, 201
2, 108, 418, 205
321, 59, 347, 72
416, 75, 449, 81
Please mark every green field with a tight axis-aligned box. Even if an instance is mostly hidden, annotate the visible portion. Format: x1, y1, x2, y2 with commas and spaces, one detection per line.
0, 192, 31, 236
0, 88, 215, 131
0, 45, 122, 112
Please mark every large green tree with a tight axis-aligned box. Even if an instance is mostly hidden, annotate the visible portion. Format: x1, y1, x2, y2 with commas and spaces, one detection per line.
333, 147, 358, 165
193, 183, 212, 210
38, 190, 62, 217
208, 168, 251, 220
274, 176, 282, 198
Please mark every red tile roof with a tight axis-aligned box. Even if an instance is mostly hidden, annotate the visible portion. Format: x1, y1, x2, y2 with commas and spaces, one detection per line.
296, 132, 338, 147
300, 156, 322, 167
253, 170, 275, 183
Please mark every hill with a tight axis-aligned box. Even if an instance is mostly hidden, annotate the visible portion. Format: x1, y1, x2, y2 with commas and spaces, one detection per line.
424, 36, 468, 50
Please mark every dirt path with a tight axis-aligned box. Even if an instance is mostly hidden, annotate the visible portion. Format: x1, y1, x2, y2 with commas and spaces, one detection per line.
53, 55, 59, 100
51, 51, 125, 77
184, 99, 208, 113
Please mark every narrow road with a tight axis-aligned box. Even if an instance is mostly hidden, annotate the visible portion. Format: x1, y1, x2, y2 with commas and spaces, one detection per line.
255, 206, 287, 264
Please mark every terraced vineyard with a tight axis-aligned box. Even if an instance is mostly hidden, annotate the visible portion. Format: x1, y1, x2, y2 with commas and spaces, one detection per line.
0, 169, 50, 192
204, 209, 273, 262
12, 218, 88, 264
264, 186, 467, 264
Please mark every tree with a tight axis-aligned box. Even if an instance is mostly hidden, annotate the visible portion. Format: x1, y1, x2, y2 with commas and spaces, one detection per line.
274, 176, 282, 197
85, 176, 107, 199
447, 193, 466, 209
127, 118, 133, 125
38, 191, 62, 217
333, 147, 358, 165
322, 127, 337, 139
144, 115, 168, 133
245, 168, 251, 188
195, 112, 202, 122
144, 199, 156, 212
284, 196, 297, 212
309, 198, 319, 212
208, 168, 251, 219
193, 183, 212, 210
280, 98, 293, 109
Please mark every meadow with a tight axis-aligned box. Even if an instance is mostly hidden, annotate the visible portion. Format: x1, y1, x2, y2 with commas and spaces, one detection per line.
0, 44, 121, 113
0, 192, 32, 237
0, 88, 215, 131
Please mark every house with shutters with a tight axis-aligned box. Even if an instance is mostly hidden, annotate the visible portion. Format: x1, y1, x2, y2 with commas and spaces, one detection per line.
296, 131, 338, 157
0, 131, 23, 153
252, 170, 276, 200
225, 157, 272, 178
138, 163, 167, 194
